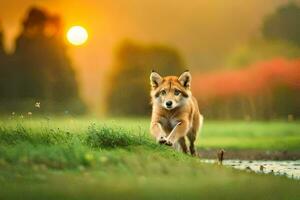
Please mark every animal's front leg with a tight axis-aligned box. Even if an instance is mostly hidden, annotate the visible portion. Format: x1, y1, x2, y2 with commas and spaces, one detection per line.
165, 121, 189, 146
150, 122, 167, 144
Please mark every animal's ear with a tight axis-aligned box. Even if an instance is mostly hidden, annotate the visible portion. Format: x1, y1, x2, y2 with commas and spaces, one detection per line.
178, 70, 191, 88
150, 70, 163, 88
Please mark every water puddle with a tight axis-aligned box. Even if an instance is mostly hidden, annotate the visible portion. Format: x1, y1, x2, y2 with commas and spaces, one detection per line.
201, 159, 300, 180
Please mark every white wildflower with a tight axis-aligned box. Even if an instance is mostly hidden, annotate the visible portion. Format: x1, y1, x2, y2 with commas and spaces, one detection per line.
35, 102, 41, 108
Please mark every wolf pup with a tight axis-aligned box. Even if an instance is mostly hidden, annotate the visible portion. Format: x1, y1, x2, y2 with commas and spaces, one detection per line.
150, 70, 203, 156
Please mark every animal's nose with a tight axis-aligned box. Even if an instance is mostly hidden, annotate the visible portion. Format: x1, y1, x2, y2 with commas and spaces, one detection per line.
166, 101, 173, 107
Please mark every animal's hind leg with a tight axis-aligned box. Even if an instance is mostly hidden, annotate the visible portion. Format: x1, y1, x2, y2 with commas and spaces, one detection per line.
187, 132, 196, 156
188, 114, 202, 156
178, 137, 188, 154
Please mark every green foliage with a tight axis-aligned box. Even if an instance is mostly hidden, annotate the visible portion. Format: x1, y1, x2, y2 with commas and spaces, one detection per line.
226, 39, 300, 68
106, 40, 185, 116
262, 3, 300, 45
226, 3, 300, 68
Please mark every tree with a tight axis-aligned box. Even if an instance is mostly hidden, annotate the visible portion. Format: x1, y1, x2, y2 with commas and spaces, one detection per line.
0, 25, 10, 99
106, 40, 185, 116
0, 7, 86, 114
262, 3, 300, 45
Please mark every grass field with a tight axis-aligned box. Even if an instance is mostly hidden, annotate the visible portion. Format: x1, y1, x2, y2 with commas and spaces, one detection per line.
0, 117, 299, 199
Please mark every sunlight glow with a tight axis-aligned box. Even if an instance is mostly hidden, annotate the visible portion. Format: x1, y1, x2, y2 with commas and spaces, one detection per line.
67, 26, 88, 46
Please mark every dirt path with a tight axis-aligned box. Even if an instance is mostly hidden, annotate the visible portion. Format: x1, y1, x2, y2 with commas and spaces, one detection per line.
198, 149, 300, 160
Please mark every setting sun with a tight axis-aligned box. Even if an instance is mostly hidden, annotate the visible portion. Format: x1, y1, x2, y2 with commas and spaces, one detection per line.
67, 26, 88, 46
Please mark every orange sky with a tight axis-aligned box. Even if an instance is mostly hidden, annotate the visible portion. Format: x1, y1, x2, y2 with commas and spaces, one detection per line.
0, 0, 298, 113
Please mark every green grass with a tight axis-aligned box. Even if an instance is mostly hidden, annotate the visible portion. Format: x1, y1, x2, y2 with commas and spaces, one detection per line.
0, 118, 299, 200
200, 121, 300, 150
2, 118, 299, 150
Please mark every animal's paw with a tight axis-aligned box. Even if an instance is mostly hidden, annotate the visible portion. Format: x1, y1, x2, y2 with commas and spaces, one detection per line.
158, 136, 167, 144
165, 140, 173, 146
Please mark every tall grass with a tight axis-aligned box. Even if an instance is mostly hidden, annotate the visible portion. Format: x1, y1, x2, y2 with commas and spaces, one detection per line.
0, 121, 157, 169
86, 124, 154, 148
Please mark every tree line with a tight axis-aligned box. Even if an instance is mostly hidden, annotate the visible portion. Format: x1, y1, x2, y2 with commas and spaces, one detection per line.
106, 3, 300, 120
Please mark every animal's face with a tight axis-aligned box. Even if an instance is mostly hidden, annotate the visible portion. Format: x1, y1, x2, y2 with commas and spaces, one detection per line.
150, 71, 192, 110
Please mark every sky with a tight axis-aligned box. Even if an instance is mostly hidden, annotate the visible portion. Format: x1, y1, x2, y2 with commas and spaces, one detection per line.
0, 0, 298, 112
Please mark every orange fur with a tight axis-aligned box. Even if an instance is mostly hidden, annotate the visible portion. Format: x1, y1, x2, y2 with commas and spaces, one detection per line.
150, 71, 203, 156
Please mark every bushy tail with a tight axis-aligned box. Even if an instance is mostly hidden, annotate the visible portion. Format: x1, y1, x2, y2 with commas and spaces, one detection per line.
199, 114, 204, 133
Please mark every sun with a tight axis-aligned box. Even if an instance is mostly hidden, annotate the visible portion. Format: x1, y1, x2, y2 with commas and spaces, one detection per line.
67, 26, 88, 46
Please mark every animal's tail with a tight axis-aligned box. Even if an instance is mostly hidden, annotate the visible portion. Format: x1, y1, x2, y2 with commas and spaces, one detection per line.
199, 114, 204, 133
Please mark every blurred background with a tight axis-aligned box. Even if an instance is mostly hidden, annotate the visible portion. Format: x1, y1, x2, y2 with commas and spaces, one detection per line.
0, 0, 299, 120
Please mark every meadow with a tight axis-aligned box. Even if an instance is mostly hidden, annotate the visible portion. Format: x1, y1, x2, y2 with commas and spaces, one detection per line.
0, 117, 299, 200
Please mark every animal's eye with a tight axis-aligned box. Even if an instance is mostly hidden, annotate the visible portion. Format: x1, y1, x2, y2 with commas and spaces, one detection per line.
161, 90, 166, 95
174, 90, 180, 96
